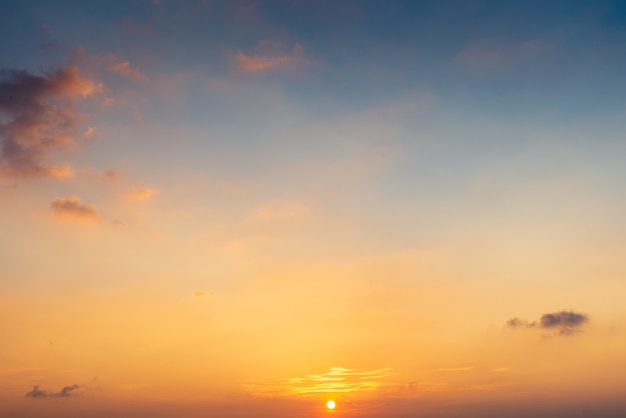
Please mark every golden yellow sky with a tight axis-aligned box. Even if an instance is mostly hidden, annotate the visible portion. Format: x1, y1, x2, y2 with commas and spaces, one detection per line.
2, 1, 626, 417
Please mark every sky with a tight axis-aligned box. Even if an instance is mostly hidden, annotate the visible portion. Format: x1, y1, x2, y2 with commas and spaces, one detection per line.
2, 0, 626, 417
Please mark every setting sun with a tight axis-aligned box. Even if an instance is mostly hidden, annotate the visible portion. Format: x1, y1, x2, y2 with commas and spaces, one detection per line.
326, 400, 336, 410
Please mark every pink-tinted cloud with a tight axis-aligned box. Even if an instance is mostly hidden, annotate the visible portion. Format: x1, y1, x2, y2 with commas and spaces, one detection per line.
109, 60, 145, 80
0, 67, 97, 178
96, 53, 146, 80
50, 196, 100, 221
235, 41, 311, 74
83, 126, 96, 138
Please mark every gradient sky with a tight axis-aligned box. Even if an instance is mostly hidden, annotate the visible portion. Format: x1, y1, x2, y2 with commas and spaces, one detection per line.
2, 1, 626, 417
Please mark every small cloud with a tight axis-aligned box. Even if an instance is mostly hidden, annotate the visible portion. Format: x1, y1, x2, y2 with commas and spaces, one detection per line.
235, 41, 312, 74
48, 165, 74, 178
194, 291, 215, 297
83, 126, 96, 138
438, 367, 473, 372
109, 61, 145, 81
94, 53, 146, 80
50, 196, 99, 221
124, 187, 157, 201
540, 311, 589, 336
507, 310, 589, 336
25, 386, 47, 398
26, 384, 83, 398
104, 169, 118, 180
112, 219, 124, 226
540, 311, 588, 328
491, 367, 511, 372
506, 317, 536, 328
58, 384, 82, 397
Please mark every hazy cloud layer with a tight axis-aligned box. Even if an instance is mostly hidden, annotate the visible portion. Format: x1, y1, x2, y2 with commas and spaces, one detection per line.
507, 310, 589, 336
25, 384, 83, 398
246, 367, 395, 397
50, 196, 100, 220
0, 67, 96, 178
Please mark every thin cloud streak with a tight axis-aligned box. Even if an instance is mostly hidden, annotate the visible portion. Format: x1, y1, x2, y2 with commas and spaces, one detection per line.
235, 41, 311, 74
246, 367, 395, 397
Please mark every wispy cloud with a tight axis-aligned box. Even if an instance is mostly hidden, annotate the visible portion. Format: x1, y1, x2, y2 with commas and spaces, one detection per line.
0, 67, 97, 178
507, 310, 589, 336
235, 41, 312, 74
50, 196, 100, 221
25, 384, 83, 398
438, 366, 473, 372
109, 59, 145, 81
246, 367, 395, 397
124, 187, 158, 201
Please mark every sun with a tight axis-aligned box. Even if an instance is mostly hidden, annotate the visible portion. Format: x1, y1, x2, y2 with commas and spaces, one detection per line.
326, 400, 336, 410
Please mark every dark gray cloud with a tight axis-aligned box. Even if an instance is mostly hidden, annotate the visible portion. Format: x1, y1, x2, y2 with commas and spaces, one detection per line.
507, 310, 589, 336
540, 311, 588, 328
25, 384, 83, 398
0, 67, 96, 178
25, 385, 47, 397
506, 317, 536, 328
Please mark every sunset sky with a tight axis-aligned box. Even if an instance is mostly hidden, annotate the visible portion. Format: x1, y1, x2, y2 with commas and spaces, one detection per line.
2, 1, 626, 417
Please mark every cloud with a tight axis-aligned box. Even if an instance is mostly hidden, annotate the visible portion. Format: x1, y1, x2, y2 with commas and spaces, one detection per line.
235, 41, 311, 74
193, 291, 215, 297
438, 366, 473, 372
50, 196, 100, 220
25, 384, 83, 398
506, 317, 536, 328
82, 52, 146, 80
0, 67, 97, 178
104, 169, 118, 180
109, 60, 145, 81
83, 126, 96, 138
246, 367, 395, 397
124, 187, 158, 201
540, 311, 589, 335
507, 310, 589, 336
